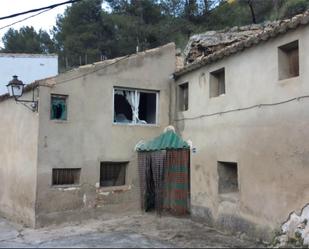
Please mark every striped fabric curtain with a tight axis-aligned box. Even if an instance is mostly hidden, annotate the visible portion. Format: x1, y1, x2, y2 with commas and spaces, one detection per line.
138, 151, 165, 213
138, 149, 190, 215
138, 152, 148, 211
150, 151, 166, 213
163, 150, 190, 215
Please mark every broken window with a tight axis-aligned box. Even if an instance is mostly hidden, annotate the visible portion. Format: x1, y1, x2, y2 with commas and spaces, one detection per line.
217, 161, 238, 194
51, 94, 67, 120
278, 40, 299, 80
52, 168, 81, 186
114, 88, 158, 125
210, 68, 225, 98
100, 162, 127, 187
178, 82, 189, 111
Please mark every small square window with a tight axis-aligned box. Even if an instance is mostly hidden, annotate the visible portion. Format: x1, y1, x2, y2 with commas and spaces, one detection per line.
218, 161, 238, 194
278, 40, 299, 80
210, 68, 225, 98
52, 168, 81, 186
100, 162, 127, 187
51, 94, 68, 120
178, 82, 189, 111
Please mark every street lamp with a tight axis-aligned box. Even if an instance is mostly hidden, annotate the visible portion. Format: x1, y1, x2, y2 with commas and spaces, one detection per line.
6, 75, 38, 112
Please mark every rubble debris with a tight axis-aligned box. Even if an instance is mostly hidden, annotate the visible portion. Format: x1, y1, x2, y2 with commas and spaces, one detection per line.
183, 21, 284, 64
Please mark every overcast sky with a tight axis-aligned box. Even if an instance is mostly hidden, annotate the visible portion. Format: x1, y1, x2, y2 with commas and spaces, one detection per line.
0, 0, 69, 47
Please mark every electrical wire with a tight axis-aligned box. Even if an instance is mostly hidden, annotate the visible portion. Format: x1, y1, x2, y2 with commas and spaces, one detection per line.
0, 0, 81, 21
54, 54, 309, 123
50, 52, 309, 121
0, 9, 52, 31
174, 95, 309, 121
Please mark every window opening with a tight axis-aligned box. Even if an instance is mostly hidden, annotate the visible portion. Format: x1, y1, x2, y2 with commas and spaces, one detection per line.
178, 83, 189, 111
100, 162, 127, 187
278, 40, 299, 80
218, 161, 238, 194
114, 91, 133, 123
139, 92, 157, 124
52, 168, 81, 186
210, 68, 225, 98
51, 94, 67, 120
114, 88, 157, 125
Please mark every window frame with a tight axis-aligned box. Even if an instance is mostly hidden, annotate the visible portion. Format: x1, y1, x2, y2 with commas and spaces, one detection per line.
52, 168, 81, 187
178, 82, 189, 112
113, 87, 159, 126
100, 161, 128, 188
217, 161, 239, 195
50, 94, 68, 121
209, 68, 225, 98
278, 40, 299, 81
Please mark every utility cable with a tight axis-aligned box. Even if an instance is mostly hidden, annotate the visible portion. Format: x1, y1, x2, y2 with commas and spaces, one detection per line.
174, 95, 309, 121
0, 9, 51, 31
0, 0, 81, 21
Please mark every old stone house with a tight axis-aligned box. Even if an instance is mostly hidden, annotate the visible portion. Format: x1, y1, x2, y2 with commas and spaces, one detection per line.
1, 10, 309, 242
172, 11, 309, 240
0, 43, 175, 228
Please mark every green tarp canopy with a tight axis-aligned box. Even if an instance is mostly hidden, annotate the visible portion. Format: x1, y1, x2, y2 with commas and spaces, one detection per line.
136, 130, 190, 152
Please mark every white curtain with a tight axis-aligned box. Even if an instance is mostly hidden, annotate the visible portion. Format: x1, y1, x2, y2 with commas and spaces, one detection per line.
125, 90, 140, 123
135, 91, 140, 122
114, 89, 125, 96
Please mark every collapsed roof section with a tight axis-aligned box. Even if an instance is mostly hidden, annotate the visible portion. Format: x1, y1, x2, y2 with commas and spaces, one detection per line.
184, 22, 278, 64
175, 11, 309, 78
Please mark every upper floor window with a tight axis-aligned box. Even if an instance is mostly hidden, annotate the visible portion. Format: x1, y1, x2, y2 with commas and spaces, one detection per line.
210, 68, 225, 98
178, 82, 189, 111
114, 88, 158, 125
278, 40, 299, 80
51, 94, 68, 120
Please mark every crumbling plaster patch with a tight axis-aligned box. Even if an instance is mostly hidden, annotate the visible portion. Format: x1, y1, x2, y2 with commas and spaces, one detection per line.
273, 203, 309, 247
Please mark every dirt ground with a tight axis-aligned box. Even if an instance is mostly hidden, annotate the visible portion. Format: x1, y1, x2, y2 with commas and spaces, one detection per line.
0, 212, 267, 248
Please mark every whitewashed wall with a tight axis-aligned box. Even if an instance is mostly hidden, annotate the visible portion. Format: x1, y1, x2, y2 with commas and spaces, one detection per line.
0, 54, 58, 95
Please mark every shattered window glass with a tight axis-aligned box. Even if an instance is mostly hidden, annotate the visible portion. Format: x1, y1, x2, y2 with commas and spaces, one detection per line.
114, 88, 158, 125
51, 95, 67, 120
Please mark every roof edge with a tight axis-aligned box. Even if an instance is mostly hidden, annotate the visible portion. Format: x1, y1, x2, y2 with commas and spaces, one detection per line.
0, 53, 58, 58
174, 11, 309, 79
63, 42, 176, 74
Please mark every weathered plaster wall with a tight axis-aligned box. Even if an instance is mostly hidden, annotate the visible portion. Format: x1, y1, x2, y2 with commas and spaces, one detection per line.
35, 43, 176, 226
173, 26, 309, 240
0, 92, 39, 227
